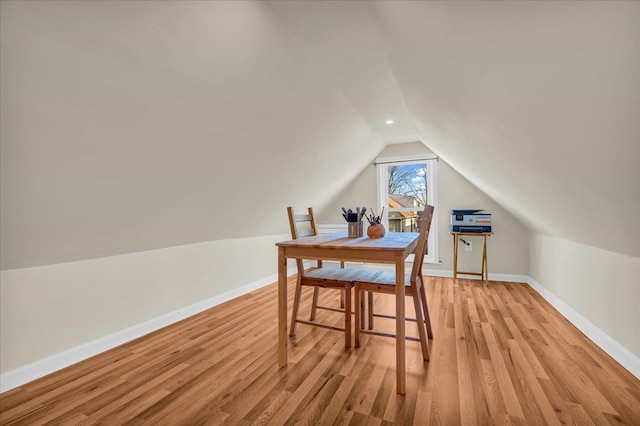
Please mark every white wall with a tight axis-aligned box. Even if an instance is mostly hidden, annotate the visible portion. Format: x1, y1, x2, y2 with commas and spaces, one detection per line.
0, 234, 287, 376
319, 142, 530, 276
529, 233, 640, 360
0, 0, 383, 270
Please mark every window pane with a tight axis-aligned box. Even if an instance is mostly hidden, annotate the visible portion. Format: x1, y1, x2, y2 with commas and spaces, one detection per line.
388, 209, 424, 233
387, 164, 427, 209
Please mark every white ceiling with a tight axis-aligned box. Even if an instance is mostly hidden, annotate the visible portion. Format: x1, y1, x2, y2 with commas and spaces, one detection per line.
1, 0, 638, 269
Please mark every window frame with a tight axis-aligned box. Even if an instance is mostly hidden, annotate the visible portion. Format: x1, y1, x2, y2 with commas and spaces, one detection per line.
375, 153, 439, 264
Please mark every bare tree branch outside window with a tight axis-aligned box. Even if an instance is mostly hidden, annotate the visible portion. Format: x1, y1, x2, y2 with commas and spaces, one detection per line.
387, 164, 427, 207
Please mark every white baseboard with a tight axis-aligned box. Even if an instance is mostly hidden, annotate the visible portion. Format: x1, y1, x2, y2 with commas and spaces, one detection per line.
422, 269, 529, 284
485, 273, 529, 283
526, 277, 640, 379
0, 263, 307, 393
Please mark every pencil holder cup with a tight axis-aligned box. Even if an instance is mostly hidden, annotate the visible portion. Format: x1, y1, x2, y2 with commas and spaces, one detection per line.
348, 222, 359, 238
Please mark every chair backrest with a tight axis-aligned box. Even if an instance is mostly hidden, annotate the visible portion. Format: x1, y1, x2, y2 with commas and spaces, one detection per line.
287, 206, 322, 273
287, 206, 318, 239
410, 204, 435, 283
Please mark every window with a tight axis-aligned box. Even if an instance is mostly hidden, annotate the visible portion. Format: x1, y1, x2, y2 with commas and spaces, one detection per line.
376, 154, 439, 263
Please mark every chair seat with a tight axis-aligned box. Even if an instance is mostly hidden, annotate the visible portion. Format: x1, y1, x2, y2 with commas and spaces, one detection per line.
353, 270, 413, 287
303, 267, 380, 286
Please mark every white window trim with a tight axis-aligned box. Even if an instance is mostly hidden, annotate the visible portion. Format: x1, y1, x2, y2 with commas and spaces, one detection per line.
375, 154, 440, 264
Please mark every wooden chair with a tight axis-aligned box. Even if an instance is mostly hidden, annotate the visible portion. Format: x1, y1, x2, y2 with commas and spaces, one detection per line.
353, 204, 435, 361
287, 206, 362, 348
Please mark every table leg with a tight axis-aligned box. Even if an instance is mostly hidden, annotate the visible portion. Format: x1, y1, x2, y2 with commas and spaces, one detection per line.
396, 257, 406, 395
344, 283, 352, 348
278, 247, 288, 367
354, 286, 361, 348
453, 234, 458, 281
482, 236, 488, 282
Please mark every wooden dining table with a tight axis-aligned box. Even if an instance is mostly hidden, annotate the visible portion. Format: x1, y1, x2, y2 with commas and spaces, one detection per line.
276, 231, 420, 395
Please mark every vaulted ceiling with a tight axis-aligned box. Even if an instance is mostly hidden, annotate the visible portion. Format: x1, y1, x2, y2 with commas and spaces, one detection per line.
1, 1, 638, 269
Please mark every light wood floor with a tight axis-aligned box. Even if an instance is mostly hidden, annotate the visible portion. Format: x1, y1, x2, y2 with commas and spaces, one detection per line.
1, 275, 639, 425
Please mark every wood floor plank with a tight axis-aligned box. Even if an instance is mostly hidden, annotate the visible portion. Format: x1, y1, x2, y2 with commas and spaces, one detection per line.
269, 339, 346, 425
430, 326, 461, 425
454, 294, 478, 426
481, 322, 525, 419
132, 371, 238, 424
1, 276, 638, 425
91, 387, 172, 425
565, 401, 596, 426
479, 357, 509, 420
0, 399, 47, 425
502, 316, 550, 380
294, 373, 344, 426
506, 339, 561, 425
16, 376, 126, 426
334, 345, 387, 422
0, 389, 34, 414
412, 389, 432, 424
558, 358, 619, 416
464, 323, 492, 422
217, 358, 284, 419
58, 413, 96, 426
371, 348, 396, 420
316, 339, 382, 425
537, 377, 576, 425
89, 363, 189, 421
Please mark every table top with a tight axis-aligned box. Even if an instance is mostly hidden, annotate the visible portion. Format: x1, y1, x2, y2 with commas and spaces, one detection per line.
277, 231, 419, 252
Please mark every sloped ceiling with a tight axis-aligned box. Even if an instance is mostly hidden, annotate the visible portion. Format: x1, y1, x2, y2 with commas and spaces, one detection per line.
1, 1, 638, 269
369, 0, 639, 258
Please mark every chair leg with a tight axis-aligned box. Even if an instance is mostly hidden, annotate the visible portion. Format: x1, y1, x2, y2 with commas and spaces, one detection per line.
360, 290, 366, 326
344, 284, 352, 348
339, 261, 346, 309
412, 287, 430, 361
290, 277, 303, 337
419, 280, 433, 339
354, 286, 361, 348
310, 287, 320, 321
368, 292, 374, 330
